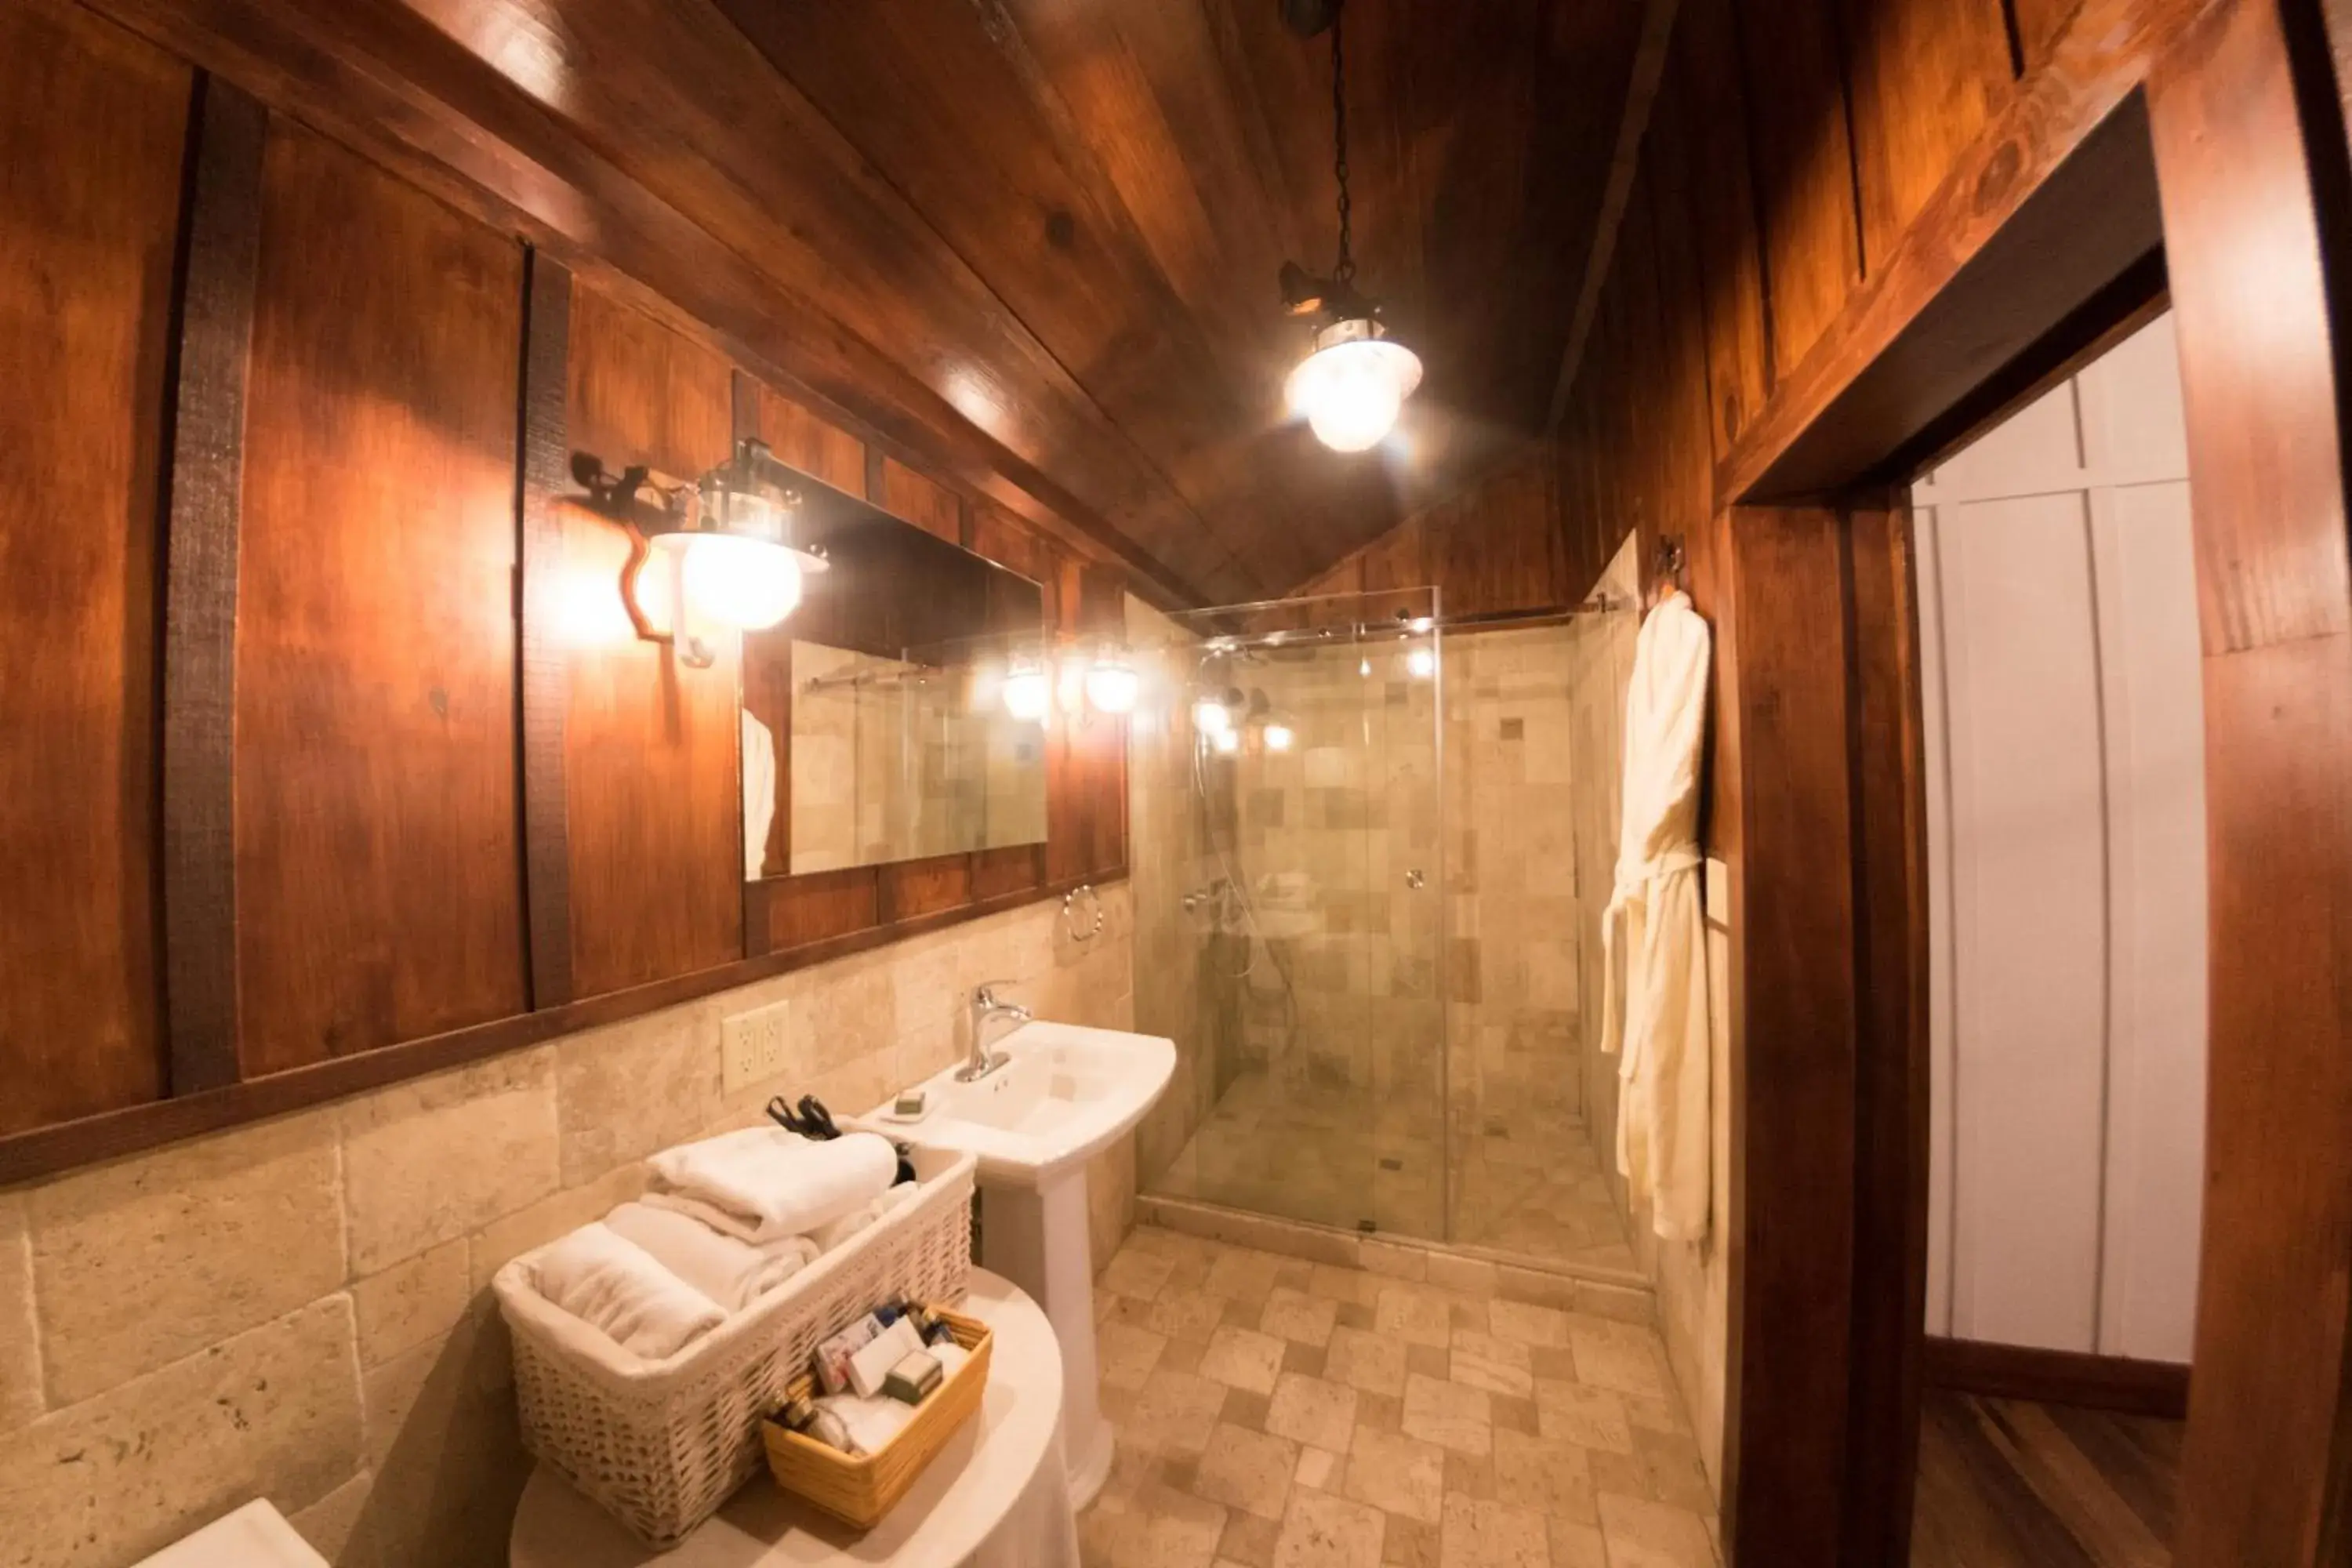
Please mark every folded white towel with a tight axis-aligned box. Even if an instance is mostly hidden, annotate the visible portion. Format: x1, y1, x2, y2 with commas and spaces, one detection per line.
817, 1392, 916, 1457
810, 1179, 921, 1254
604, 1200, 818, 1312
533, 1223, 725, 1360
644, 1129, 898, 1244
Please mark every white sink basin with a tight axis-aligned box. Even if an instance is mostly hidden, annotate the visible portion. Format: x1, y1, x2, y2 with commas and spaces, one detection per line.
872, 1020, 1175, 1189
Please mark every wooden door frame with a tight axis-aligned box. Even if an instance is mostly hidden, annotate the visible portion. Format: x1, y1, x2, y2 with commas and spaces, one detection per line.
1712, 3, 2352, 1563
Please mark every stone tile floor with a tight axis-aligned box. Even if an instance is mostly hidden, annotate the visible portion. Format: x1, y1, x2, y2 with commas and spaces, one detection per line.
1150, 1074, 1637, 1277
1080, 1225, 1719, 1567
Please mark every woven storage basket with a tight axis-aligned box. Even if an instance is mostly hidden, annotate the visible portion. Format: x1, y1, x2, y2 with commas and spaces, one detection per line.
492, 1145, 977, 1548
759, 1305, 993, 1529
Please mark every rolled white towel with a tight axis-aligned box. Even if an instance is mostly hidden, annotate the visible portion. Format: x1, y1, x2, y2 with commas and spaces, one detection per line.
604, 1201, 818, 1312
644, 1129, 897, 1244
533, 1223, 725, 1361
810, 1180, 922, 1255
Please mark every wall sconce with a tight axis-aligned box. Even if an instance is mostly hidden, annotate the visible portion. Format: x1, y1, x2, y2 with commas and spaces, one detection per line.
1001, 655, 1052, 723
572, 437, 829, 669
1083, 653, 1139, 716
1001, 641, 1139, 723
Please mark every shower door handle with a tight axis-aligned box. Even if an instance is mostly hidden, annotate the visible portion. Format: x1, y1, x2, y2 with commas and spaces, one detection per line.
1404, 869, 1426, 890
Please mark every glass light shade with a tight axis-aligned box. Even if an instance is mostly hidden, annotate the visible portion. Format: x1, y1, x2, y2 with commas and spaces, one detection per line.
1192, 697, 1234, 737
670, 534, 803, 630
1085, 659, 1140, 715
1405, 645, 1436, 681
1003, 664, 1051, 722
1286, 329, 1424, 453
1263, 721, 1296, 753
1210, 726, 1242, 755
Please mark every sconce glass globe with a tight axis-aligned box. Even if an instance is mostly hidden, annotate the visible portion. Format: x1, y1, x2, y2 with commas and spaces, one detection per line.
1405, 645, 1436, 681
1192, 696, 1234, 737
1085, 658, 1141, 716
1263, 721, 1296, 753
1286, 320, 1423, 453
1210, 726, 1242, 755
672, 533, 804, 630
1002, 662, 1051, 723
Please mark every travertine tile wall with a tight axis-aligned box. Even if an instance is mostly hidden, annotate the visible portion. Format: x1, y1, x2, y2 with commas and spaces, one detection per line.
1223, 641, 1443, 1103
1441, 624, 1588, 1129
0, 886, 1134, 1568
1561, 537, 1729, 1494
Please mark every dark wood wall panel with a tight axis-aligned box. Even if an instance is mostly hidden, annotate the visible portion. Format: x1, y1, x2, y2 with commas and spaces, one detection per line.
1838, 0, 2013, 273
877, 455, 963, 545
1733, 0, 1864, 377
1672, 0, 1773, 462
755, 383, 866, 496
0, 4, 188, 1134
234, 122, 528, 1076
562, 283, 745, 997
2152, 2, 2352, 1559
2006, 0, 2078, 72
878, 854, 973, 924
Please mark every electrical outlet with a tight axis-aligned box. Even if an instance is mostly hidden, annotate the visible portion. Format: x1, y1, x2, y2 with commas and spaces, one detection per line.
720, 1011, 760, 1095
720, 1000, 791, 1094
752, 1000, 789, 1080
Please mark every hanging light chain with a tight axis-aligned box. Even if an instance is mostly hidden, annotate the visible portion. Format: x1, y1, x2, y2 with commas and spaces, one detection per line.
1330, 2, 1354, 285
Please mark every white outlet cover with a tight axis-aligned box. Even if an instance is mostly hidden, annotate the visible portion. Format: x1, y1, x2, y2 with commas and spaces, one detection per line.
720, 1011, 761, 1095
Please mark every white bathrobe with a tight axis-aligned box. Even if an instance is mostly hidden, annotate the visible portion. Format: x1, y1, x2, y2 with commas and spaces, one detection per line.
1601, 590, 1713, 1243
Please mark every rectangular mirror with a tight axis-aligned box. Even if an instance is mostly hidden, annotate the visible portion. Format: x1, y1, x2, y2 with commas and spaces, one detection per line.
739, 460, 1047, 882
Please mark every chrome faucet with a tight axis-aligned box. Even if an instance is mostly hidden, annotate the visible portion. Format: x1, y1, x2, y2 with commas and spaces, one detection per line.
959, 982, 1031, 1083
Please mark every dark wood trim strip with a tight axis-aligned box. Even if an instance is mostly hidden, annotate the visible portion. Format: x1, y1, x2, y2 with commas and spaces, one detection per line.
517, 249, 574, 1008
0, 870, 1123, 1187
159, 74, 266, 1098
862, 444, 886, 505
734, 367, 773, 960
1924, 1337, 2190, 1420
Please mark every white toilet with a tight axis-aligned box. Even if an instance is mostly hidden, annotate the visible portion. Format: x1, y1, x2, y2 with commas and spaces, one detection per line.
132, 1501, 328, 1568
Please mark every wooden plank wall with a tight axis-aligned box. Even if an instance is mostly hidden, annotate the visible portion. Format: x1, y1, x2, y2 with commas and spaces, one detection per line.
0, 0, 1129, 1178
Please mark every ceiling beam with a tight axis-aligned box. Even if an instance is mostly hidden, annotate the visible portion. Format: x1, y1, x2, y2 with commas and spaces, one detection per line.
1547, 0, 1680, 430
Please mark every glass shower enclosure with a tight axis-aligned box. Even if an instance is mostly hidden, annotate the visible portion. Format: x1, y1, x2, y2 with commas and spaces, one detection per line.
1137, 589, 1450, 1241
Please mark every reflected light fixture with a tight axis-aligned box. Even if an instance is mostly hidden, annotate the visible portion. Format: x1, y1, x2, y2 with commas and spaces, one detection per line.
1192, 695, 1236, 737
1279, 0, 1422, 452
1002, 656, 1051, 722
1085, 655, 1141, 716
577, 437, 829, 669
1211, 727, 1243, 756
1405, 646, 1436, 681
1263, 720, 1296, 753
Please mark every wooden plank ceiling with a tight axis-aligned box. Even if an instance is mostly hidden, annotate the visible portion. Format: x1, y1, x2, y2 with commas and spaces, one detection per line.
134, 0, 1646, 606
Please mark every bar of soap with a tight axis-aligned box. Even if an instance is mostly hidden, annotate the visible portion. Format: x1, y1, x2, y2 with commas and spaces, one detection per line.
845, 1317, 924, 1399
882, 1349, 942, 1404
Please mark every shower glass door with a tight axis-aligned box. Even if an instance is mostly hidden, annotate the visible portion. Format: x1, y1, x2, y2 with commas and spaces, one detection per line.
1142, 589, 1447, 1243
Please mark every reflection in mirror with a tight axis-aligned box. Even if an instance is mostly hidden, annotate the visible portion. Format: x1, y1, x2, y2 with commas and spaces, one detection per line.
782, 635, 1046, 874
736, 456, 1048, 882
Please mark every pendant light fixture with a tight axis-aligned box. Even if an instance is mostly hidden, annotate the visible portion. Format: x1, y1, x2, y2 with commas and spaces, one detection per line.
1280, 0, 1422, 452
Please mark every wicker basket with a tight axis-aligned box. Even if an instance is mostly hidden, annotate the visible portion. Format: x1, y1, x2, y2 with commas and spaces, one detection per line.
760, 1306, 994, 1530
492, 1145, 978, 1548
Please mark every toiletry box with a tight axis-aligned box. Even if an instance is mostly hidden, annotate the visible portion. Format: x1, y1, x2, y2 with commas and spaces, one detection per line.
492, 1145, 977, 1549
759, 1305, 994, 1530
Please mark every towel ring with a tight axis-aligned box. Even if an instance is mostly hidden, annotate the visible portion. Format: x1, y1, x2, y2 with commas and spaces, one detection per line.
1062, 883, 1104, 944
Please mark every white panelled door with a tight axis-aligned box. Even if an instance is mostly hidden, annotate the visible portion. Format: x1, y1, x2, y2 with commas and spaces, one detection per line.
1913, 312, 2207, 1363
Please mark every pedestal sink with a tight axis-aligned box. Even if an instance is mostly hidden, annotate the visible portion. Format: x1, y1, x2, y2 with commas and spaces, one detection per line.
862, 1020, 1174, 1508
